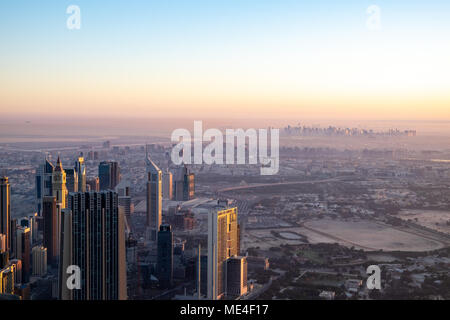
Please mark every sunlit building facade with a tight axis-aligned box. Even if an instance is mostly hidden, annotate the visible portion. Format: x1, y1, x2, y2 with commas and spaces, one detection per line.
146, 148, 162, 241
0, 177, 11, 252
52, 157, 67, 209
226, 256, 248, 298
32, 246, 47, 276
207, 203, 238, 300
75, 155, 86, 193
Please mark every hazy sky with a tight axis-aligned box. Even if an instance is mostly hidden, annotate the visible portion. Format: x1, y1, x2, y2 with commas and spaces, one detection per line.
1, 0, 450, 121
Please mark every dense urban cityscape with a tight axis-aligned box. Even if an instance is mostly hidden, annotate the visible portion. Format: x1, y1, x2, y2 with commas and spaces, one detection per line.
1, 1, 449, 311
1, 126, 449, 300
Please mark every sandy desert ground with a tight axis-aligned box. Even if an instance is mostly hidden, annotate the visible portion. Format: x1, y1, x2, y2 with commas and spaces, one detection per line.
397, 209, 450, 234
242, 218, 447, 252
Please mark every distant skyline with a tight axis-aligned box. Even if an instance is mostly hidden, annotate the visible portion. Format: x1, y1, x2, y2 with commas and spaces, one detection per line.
1, 1, 450, 120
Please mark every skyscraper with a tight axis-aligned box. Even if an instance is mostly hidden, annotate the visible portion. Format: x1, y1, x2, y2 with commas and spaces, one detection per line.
9, 219, 16, 259
207, 202, 238, 300
0, 177, 11, 252
184, 170, 195, 201
35, 157, 54, 214
146, 149, 162, 241
59, 191, 127, 300
0, 264, 15, 294
110, 162, 120, 189
173, 166, 195, 201
52, 156, 67, 209
65, 168, 78, 193
162, 169, 173, 200
118, 187, 132, 217
0, 234, 6, 253
32, 246, 47, 276
99, 161, 120, 190
75, 154, 86, 193
25, 213, 39, 245
98, 162, 111, 190
14, 227, 30, 283
8, 259, 22, 284
157, 224, 173, 289
18, 216, 37, 248
43, 196, 58, 267
198, 254, 208, 298
0, 249, 9, 269
226, 256, 248, 298
86, 176, 100, 192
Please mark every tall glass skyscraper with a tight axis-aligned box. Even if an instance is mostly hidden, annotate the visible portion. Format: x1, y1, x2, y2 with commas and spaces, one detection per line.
52, 156, 67, 209
43, 196, 58, 267
99, 161, 120, 190
35, 157, 54, 214
207, 202, 239, 300
146, 148, 162, 242
14, 226, 30, 283
59, 191, 127, 300
173, 165, 195, 201
65, 168, 78, 193
157, 224, 173, 289
0, 177, 11, 253
75, 154, 86, 193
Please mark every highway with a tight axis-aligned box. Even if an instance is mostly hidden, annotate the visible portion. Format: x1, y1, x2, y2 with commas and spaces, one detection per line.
218, 176, 347, 193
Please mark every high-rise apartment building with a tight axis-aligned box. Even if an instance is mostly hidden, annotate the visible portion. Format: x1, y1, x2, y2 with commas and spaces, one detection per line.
42, 196, 58, 267
86, 176, 100, 192
226, 256, 248, 298
157, 224, 173, 289
14, 227, 30, 283
0, 177, 11, 252
32, 246, 47, 276
0, 233, 6, 253
9, 219, 17, 259
75, 154, 86, 192
0, 264, 15, 294
18, 216, 37, 248
207, 203, 239, 300
146, 150, 162, 241
118, 188, 132, 217
173, 166, 195, 201
65, 168, 78, 193
35, 157, 54, 214
99, 161, 120, 190
98, 162, 111, 190
0, 251, 9, 270
163, 170, 173, 200
59, 191, 127, 300
52, 157, 67, 209
8, 259, 22, 284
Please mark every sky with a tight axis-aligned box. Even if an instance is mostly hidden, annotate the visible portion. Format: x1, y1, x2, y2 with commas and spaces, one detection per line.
1, 0, 450, 122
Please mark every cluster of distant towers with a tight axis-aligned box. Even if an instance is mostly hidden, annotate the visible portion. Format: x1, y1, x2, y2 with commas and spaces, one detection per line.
1, 145, 248, 300
1, 153, 127, 299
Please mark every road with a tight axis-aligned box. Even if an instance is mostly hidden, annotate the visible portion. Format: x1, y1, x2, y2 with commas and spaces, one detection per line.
218, 176, 347, 193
